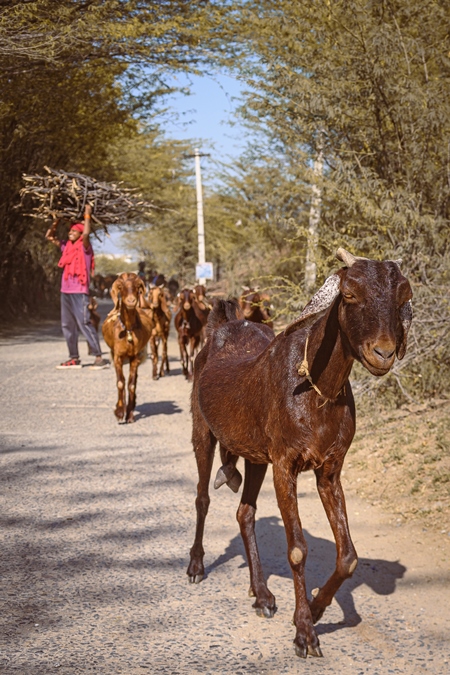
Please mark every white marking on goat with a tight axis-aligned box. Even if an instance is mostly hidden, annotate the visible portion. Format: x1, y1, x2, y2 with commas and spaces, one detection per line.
349, 559, 358, 575
290, 547, 304, 564
118, 381, 124, 389
311, 587, 320, 598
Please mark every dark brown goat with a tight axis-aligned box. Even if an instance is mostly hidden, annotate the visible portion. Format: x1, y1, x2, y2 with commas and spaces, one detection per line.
194, 284, 211, 347
187, 248, 413, 658
239, 287, 273, 328
147, 284, 171, 380
102, 273, 153, 423
174, 288, 204, 381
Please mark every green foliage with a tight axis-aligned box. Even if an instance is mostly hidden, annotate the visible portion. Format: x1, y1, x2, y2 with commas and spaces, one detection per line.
223, 0, 450, 400
0, 0, 235, 317
95, 254, 136, 276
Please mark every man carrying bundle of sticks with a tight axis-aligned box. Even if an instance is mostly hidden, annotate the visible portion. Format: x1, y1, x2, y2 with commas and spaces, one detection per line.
45, 204, 109, 369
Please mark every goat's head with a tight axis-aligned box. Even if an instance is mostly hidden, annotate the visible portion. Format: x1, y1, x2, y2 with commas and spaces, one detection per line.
285, 248, 413, 376
239, 288, 261, 318
194, 284, 207, 303
111, 273, 147, 311
178, 288, 196, 311
148, 284, 164, 308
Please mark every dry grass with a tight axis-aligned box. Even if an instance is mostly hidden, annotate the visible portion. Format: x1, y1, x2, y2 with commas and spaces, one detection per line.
343, 399, 450, 532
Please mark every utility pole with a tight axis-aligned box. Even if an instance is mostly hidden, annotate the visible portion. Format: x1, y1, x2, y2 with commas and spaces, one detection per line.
184, 148, 212, 283
194, 149, 206, 265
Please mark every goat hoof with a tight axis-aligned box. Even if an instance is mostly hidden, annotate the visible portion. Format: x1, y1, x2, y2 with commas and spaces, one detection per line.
254, 605, 274, 619
227, 469, 243, 493
294, 643, 308, 659
308, 645, 323, 658
188, 573, 203, 584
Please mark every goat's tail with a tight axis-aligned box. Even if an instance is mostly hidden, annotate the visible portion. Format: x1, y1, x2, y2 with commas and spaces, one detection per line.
206, 298, 243, 337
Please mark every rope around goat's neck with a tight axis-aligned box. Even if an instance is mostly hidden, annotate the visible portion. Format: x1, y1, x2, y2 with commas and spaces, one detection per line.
296, 335, 345, 406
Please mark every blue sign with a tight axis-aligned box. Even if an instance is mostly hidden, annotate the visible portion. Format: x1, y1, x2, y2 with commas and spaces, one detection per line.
196, 262, 214, 280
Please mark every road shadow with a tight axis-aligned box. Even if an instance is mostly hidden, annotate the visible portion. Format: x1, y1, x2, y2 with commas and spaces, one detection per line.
134, 400, 183, 418
205, 515, 406, 632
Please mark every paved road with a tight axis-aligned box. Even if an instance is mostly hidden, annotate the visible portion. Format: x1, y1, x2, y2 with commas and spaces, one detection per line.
0, 301, 449, 674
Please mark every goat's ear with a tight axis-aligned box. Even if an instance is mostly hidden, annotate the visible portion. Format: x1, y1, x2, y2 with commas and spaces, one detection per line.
137, 280, 149, 308
110, 281, 120, 310
160, 291, 170, 317
284, 274, 341, 336
396, 300, 412, 360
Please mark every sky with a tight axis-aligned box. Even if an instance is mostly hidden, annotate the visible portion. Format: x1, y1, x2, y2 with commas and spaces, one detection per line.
96, 72, 247, 257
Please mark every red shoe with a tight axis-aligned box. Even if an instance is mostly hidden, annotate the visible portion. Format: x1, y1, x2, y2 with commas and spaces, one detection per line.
56, 358, 81, 369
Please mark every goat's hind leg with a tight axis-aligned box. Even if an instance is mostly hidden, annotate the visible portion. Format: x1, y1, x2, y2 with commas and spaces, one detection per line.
237, 459, 276, 618
309, 466, 358, 624
187, 418, 217, 584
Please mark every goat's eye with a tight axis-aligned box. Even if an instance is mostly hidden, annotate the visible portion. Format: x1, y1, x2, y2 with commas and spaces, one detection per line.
342, 292, 356, 302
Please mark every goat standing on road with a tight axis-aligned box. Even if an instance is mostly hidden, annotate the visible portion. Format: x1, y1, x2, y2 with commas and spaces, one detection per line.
187, 248, 413, 659
102, 273, 153, 423
174, 288, 204, 381
147, 284, 171, 380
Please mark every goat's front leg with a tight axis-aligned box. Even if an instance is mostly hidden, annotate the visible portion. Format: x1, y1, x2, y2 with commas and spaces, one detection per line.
237, 460, 276, 617
179, 336, 188, 378
187, 418, 217, 583
160, 334, 169, 377
113, 357, 126, 422
272, 461, 322, 659
187, 336, 200, 382
150, 334, 159, 380
125, 357, 139, 423
309, 465, 358, 623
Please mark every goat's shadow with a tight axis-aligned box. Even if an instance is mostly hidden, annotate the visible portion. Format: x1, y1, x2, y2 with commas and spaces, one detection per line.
205, 515, 406, 634
134, 400, 183, 418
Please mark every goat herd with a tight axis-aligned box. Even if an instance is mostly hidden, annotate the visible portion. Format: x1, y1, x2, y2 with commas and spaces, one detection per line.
97, 249, 413, 659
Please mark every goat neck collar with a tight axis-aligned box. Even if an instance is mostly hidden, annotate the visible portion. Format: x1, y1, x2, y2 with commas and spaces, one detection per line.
296, 335, 346, 406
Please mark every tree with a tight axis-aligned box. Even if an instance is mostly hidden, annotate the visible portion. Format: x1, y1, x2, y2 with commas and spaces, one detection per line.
0, 0, 235, 316
227, 0, 450, 399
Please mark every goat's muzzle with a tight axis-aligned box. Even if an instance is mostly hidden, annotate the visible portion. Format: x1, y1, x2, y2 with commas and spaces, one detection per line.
360, 340, 396, 376
124, 296, 138, 309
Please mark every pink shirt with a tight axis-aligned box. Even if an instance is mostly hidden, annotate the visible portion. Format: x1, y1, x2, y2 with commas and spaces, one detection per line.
60, 241, 93, 294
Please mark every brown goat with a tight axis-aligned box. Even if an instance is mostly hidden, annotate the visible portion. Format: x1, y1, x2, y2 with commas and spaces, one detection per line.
174, 288, 205, 381
239, 287, 273, 328
187, 248, 413, 658
147, 284, 171, 380
194, 284, 211, 347
102, 272, 153, 423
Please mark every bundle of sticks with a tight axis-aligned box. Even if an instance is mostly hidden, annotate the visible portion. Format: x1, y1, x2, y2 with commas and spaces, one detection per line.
20, 166, 155, 230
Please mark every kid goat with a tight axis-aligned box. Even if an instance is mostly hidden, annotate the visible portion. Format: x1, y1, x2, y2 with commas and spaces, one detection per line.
187, 248, 413, 658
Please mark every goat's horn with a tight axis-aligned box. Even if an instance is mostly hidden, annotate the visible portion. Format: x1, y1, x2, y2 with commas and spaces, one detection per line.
336, 248, 368, 267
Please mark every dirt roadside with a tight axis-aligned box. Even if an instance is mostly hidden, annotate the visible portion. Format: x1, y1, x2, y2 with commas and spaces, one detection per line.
0, 303, 449, 674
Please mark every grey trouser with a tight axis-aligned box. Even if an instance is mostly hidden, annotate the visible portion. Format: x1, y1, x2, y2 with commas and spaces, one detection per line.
61, 292, 102, 360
